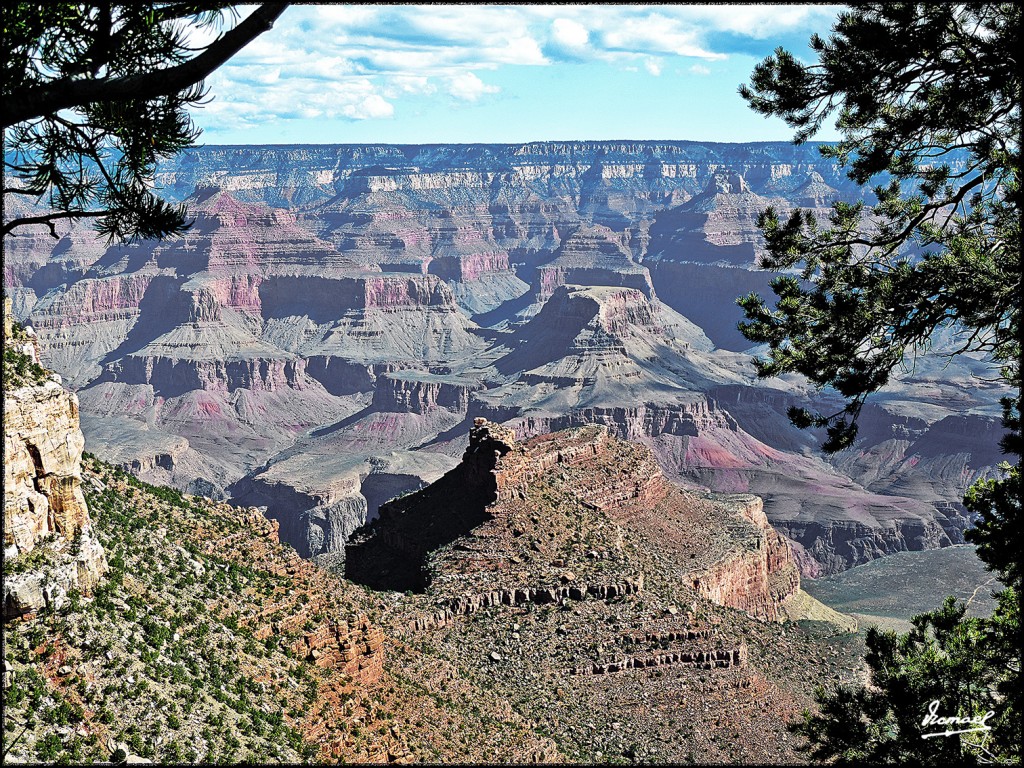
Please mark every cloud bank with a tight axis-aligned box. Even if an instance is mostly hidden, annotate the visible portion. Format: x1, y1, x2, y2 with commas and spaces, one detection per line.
199, 4, 840, 136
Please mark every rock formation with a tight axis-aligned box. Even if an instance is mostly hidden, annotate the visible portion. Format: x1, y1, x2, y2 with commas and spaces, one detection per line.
340, 419, 852, 764
349, 419, 800, 622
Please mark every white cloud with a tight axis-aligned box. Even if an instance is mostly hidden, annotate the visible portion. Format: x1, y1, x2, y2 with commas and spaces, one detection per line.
551, 18, 589, 49
383, 75, 436, 98
689, 64, 711, 76
447, 73, 499, 102
644, 58, 663, 76
202, 68, 396, 128
229, 65, 281, 86
401, 6, 536, 45
601, 14, 725, 60
672, 4, 843, 39
311, 5, 380, 28
492, 35, 547, 65
343, 94, 395, 120
354, 48, 457, 74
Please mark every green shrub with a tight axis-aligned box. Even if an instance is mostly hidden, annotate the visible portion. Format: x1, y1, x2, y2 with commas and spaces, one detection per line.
2, 346, 49, 389
36, 733, 63, 761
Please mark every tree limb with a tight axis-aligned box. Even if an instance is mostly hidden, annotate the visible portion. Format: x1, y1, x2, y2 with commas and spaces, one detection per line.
1, 210, 109, 239
2, 3, 287, 128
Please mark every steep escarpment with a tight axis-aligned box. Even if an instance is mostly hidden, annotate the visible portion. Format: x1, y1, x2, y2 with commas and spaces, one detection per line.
688, 495, 801, 619
535, 224, 654, 300
642, 169, 826, 351
371, 371, 480, 414
3, 307, 107, 620
481, 284, 744, 398
230, 454, 370, 560
153, 141, 861, 210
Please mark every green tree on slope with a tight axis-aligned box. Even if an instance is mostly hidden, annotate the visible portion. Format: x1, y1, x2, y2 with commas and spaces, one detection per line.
2, 2, 287, 243
738, 3, 1020, 762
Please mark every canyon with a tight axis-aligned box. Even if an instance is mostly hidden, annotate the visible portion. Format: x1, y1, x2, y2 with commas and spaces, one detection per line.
3, 140, 1004, 576
0, 292, 955, 762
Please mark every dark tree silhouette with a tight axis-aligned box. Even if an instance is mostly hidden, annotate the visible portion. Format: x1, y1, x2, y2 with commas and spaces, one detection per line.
3, 2, 287, 242
738, 4, 1020, 761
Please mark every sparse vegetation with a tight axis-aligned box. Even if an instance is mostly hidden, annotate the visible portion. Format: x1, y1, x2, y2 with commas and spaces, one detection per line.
2, 345, 49, 390
1, 456, 374, 764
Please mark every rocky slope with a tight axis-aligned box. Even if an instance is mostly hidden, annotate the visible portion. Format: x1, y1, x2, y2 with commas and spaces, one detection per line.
348, 420, 801, 622
4, 140, 1004, 576
345, 420, 863, 763
3, 456, 578, 763
4, 431, 867, 764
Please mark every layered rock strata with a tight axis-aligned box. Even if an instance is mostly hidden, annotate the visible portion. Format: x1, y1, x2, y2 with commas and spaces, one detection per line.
689, 495, 800, 619
569, 645, 747, 676
408, 578, 644, 632
5, 140, 998, 580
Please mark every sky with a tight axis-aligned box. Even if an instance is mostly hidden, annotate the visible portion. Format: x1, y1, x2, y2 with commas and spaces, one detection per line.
192, 3, 845, 146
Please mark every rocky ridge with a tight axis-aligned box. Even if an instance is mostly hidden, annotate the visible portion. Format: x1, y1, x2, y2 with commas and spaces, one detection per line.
349, 419, 801, 623
352, 420, 864, 763
3, 444, 866, 765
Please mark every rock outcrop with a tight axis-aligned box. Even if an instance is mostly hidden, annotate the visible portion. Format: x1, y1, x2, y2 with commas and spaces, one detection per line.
4, 381, 91, 555
371, 371, 480, 415
689, 495, 800, 620
344, 418, 853, 763
349, 419, 800, 622
3, 310, 107, 619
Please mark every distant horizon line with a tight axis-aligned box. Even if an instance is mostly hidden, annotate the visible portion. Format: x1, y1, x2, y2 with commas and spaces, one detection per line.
188, 137, 827, 149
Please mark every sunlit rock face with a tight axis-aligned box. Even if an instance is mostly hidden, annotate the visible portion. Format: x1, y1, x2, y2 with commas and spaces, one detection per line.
5, 141, 999, 574
4, 307, 107, 619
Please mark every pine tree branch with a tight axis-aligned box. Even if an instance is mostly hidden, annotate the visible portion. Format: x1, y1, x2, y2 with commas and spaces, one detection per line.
2, 3, 287, 129
1, 210, 109, 239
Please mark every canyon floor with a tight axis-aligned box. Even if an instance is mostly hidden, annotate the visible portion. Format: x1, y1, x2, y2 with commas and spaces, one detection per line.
802, 545, 998, 633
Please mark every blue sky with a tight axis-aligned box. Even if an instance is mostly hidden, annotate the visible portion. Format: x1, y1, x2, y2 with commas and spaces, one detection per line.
193, 4, 844, 146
